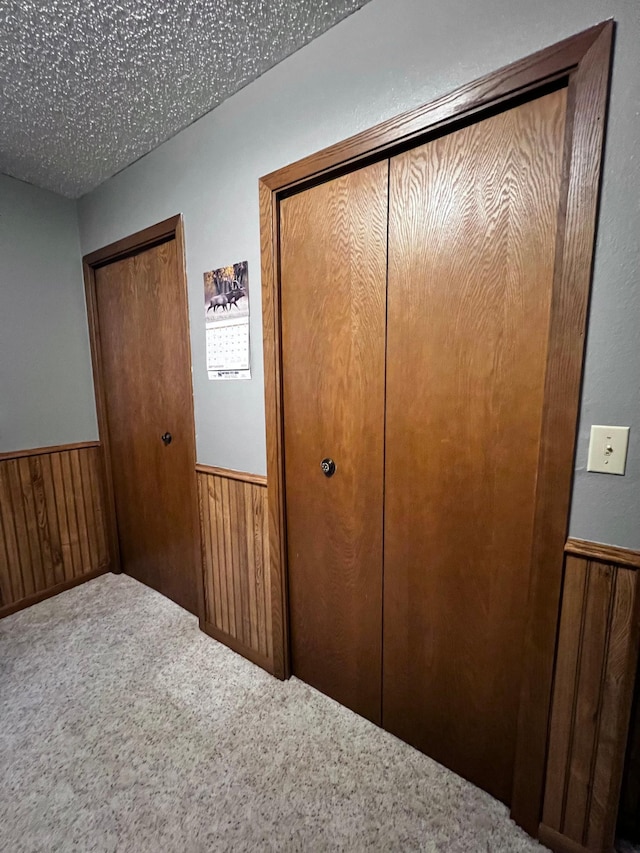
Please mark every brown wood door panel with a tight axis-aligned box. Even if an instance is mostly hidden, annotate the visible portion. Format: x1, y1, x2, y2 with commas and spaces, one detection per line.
383, 88, 567, 803
280, 162, 388, 724
95, 239, 198, 614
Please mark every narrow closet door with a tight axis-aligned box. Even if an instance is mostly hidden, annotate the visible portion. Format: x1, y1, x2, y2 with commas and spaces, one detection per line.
383, 89, 567, 802
280, 162, 388, 723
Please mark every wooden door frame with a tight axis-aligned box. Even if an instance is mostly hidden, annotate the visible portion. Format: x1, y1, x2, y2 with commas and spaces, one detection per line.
259, 22, 614, 835
83, 214, 204, 621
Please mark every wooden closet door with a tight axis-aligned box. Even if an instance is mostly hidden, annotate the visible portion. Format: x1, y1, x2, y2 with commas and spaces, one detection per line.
383, 89, 567, 803
280, 162, 388, 723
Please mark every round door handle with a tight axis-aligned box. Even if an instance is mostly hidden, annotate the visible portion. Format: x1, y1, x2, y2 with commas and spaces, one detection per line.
161, 432, 172, 446
321, 458, 336, 477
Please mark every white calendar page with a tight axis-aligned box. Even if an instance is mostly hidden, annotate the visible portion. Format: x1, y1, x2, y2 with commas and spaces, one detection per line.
206, 317, 250, 377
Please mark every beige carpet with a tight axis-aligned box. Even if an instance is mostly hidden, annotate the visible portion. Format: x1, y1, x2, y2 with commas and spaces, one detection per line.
0, 573, 550, 852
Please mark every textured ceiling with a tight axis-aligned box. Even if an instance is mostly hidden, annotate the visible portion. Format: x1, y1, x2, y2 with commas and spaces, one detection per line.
0, 0, 369, 198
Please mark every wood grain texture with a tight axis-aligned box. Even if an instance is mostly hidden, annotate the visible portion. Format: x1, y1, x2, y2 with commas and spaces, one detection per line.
261, 24, 610, 194
93, 232, 199, 615
84, 215, 181, 267
197, 468, 272, 671
259, 23, 614, 830
542, 554, 640, 853
566, 539, 640, 571
260, 179, 289, 680
512, 23, 614, 833
383, 89, 566, 805
0, 441, 100, 462
619, 658, 640, 842
538, 824, 596, 853
280, 162, 388, 724
543, 555, 589, 832
0, 445, 110, 616
195, 464, 267, 487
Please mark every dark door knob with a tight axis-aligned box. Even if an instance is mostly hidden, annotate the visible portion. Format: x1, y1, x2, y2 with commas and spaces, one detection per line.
321, 458, 336, 477
161, 432, 172, 446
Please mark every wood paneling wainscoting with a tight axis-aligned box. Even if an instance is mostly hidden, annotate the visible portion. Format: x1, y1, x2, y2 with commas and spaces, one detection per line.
540, 539, 640, 853
196, 464, 273, 672
0, 442, 111, 617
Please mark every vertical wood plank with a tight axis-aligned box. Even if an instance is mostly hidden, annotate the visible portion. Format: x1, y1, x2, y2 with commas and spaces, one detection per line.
50, 452, 73, 580
563, 562, 614, 841
587, 567, 640, 848
18, 457, 45, 592
0, 463, 25, 601
27, 456, 55, 589
542, 554, 640, 853
79, 449, 99, 571
198, 473, 219, 629
0, 473, 16, 605
0, 445, 110, 614
207, 476, 222, 628
251, 482, 269, 657
60, 451, 82, 577
29, 455, 55, 590
0, 509, 10, 606
87, 448, 109, 568
41, 453, 66, 585
195, 468, 271, 668
543, 555, 589, 830
262, 486, 273, 662
244, 483, 258, 652
8, 460, 35, 596
70, 450, 91, 574
233, 481, 250, 646
211, 476, 229, 634
196, 475, 209, 620
220, 477, 237, 638
228, 480, 245, 644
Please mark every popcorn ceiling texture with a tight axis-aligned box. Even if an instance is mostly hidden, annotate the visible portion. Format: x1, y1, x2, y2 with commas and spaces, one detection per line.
0, 0, 369, 198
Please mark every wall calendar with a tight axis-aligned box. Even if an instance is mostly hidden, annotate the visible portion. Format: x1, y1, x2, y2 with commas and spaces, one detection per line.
203, 260, 251, 380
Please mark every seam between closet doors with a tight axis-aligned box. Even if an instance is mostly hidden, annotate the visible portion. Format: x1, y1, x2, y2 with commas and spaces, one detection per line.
380, 156, 391, 727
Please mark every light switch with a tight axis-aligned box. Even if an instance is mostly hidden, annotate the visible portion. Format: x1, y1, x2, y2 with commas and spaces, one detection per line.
587, 425, 630, 475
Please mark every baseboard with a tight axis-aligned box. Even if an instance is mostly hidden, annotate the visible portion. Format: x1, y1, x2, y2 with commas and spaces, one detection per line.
538, 824, 615, 853
200, 619, 273, 674
0, 566, 110, 618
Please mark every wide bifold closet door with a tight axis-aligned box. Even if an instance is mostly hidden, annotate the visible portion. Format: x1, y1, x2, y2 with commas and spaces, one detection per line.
279, 88, 566, 801
280, 162, 388, 724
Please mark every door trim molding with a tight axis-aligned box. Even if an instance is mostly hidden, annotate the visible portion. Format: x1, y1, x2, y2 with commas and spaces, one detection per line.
259, 21, 613, 836
82, 215, 203, 619
84, 215, 181, 268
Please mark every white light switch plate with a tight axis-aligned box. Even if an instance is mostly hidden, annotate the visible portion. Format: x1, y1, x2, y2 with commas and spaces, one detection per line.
587, 425, 630, 475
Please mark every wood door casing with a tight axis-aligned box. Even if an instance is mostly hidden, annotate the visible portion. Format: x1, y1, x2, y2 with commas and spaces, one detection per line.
280, 162, 388, 724
383, 89, 567, 804
95, 239, 198, 614
260, 24, 613, 833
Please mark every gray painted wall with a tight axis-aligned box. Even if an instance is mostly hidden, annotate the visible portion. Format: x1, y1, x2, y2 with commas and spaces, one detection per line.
77, 0, 640, 549
0, 174, 97, 452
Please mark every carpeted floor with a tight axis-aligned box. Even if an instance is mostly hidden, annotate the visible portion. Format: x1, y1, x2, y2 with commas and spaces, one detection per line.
0, 573, 552, 852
